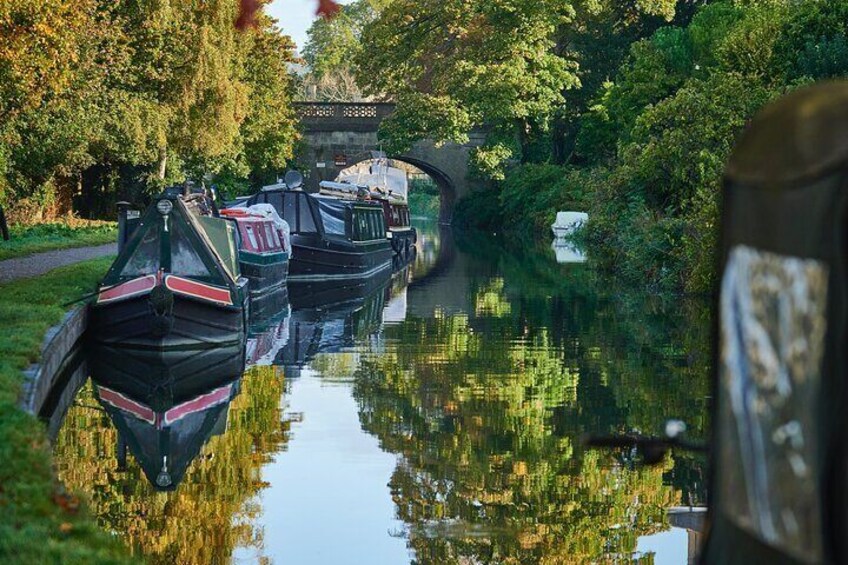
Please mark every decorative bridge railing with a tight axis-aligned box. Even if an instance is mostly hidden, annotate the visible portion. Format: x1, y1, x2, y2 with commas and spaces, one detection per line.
294, 102, 396, 132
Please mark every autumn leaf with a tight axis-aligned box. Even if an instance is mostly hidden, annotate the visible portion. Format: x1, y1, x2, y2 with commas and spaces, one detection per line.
316, 0, 342, 19
236, 0, 262, 30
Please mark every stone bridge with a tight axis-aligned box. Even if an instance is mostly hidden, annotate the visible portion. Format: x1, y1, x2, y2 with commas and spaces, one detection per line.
294, 102, 486, 223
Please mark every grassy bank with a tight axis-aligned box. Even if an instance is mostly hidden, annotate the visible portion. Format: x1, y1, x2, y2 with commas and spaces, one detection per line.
0, 257, 131, 563
0, 220, 117, 261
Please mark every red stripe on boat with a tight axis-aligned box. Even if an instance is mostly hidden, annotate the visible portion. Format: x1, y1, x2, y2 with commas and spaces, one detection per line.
96, 275, 157, 304
163, 383, 233, 425
96, 385, 156, 425
165, 275, 233, 306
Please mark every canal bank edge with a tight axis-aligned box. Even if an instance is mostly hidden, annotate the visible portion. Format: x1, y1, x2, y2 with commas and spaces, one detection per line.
0, 257, 130, 563
18, 305, 88, 416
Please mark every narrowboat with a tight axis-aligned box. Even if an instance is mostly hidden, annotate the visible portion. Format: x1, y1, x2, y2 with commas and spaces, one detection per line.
90, 344, 245, 490
320, 180, 417, 261
335, 157, 418, 260
219, 204, 291, 316
90, 191, 248, 349
236, 171, 393, 284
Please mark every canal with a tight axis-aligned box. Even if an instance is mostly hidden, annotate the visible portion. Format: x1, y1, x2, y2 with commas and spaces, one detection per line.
50, 220, 711, 564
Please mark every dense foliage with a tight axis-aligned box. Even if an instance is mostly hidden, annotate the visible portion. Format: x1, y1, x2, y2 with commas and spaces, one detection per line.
307, 0, 848, 292
0, 1, 299, 223
298, 0, 386, 101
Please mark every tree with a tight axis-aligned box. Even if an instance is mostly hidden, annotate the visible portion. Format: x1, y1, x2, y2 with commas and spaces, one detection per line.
298, 0, 385, 101
355, 0, 579, 173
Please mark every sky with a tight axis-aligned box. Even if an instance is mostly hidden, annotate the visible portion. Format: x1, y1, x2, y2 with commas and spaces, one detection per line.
267, 0, 346, 54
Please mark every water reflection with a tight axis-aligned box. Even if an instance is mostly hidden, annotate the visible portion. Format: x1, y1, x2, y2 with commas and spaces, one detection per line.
51, 220, 709, 563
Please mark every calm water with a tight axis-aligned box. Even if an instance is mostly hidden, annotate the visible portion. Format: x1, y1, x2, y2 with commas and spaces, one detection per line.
52, 221, 711, 564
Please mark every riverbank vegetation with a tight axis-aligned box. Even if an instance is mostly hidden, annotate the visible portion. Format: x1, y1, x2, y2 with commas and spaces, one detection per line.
408, 178, 440, 218
0, 219, 116, 261
0, 1, 298, 224
0, 257, 129, 563
301, 0, 845, 292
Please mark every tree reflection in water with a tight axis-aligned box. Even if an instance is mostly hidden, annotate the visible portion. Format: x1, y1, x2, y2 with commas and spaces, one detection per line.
49, 221, 709, 564
344, 229, 710, 563
54, 365, 290, 564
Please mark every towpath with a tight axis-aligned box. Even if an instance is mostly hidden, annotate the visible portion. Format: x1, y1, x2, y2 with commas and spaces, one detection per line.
0, 243, 117, 283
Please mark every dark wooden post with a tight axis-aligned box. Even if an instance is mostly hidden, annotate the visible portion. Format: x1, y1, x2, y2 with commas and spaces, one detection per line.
0, 205, 8, 241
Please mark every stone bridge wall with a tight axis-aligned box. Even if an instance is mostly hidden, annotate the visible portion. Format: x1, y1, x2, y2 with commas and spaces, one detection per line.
294, 102, 486, 223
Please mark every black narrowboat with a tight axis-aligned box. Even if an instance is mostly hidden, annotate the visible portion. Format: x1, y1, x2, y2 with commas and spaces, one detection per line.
90, 192, 248, 350
238, 172, 393, 284
89, 344, 245, 490
320, 180, 417, 261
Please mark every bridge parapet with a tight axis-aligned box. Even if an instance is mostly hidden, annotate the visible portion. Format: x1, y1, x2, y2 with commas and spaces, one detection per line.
294, 101, 485, 223
295, 102, 396, 132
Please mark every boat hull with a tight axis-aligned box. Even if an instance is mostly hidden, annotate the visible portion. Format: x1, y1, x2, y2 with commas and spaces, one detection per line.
287, 235, 393, 282
89, 293, 246, 350
239, 252, 289, 298
389, 227, 417, 260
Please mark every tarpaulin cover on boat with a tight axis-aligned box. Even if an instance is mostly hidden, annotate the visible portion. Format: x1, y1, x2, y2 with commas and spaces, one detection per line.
704, 81, 848, 564
315, 196, 347, 236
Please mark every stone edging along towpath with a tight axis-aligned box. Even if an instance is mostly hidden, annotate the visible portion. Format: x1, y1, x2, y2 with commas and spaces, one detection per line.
18, 305, 89, 416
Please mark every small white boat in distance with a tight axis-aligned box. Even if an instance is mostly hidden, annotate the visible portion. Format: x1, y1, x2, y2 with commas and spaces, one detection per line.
552, 211, 588, 239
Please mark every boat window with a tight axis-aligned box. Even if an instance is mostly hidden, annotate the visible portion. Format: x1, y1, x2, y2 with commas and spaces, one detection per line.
171, 220, 214, 278
298, 196, 317, 233
265, 223, 280, 248
244, 225, 259, 250
355, 210, 369, 240
370, 210, 381, 238
376, 210, 386, 236
120, 224, 160, 277
263, 192, 282, 213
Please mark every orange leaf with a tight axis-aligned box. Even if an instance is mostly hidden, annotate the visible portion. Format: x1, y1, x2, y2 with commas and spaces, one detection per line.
316, 0, 342, 19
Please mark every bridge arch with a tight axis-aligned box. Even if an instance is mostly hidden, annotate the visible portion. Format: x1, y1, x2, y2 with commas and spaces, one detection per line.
293, 102, 486, 224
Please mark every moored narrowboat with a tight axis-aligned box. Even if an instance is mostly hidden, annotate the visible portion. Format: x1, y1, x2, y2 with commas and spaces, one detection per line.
236, 172, 393, 284
220, 204, 291, 313
90, 192, 248, 349
320, 180, 417, 261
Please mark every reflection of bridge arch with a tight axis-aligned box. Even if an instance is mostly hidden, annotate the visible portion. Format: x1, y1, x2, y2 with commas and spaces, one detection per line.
406, 226, 472, 317
294, 102, 486, 224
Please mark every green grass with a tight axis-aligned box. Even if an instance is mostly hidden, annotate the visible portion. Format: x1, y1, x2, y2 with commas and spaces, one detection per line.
0, 220, 117, 261
0, 257, 133, 564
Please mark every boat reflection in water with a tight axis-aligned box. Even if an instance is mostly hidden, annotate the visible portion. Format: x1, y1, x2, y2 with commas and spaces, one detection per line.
246, 304, 291, 367
88, 343, 246, 490
280, 270, 404, 376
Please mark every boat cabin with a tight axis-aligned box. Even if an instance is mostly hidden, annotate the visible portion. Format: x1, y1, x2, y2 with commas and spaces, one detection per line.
243, 182, 393, 282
